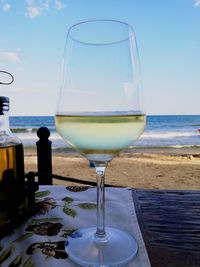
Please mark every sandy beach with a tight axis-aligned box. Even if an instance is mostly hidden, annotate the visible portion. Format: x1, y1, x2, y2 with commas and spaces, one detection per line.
24, 147, 200, 190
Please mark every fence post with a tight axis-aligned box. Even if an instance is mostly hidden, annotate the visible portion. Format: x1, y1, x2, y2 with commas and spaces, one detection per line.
36, 127, 52, 185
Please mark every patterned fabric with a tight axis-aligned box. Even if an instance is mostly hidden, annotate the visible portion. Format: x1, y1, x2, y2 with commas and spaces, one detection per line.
0, 186, 151, 267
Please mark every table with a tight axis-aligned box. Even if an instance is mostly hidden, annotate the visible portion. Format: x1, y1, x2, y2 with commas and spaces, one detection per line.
132, 189, 200, 267
1, 186, 200, 267
0, 186, 150, 267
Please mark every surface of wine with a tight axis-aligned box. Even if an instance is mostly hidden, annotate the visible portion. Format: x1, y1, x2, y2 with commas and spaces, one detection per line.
55, 112, 146, 163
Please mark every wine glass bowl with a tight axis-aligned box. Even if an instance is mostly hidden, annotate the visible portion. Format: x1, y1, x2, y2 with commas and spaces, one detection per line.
55, 112, 145, 164
55, 19, 146, 266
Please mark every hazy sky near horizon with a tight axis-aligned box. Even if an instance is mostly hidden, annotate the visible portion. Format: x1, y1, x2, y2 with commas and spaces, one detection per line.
0, 0, 200, 116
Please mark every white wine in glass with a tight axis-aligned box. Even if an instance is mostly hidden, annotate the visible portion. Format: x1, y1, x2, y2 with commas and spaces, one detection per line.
55, 19, 146, 267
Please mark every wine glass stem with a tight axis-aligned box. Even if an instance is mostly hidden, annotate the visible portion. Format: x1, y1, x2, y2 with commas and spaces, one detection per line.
95, 166, 107, 241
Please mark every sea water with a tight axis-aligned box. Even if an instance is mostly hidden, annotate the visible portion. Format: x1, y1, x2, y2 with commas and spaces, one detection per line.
10, 115, 200, 149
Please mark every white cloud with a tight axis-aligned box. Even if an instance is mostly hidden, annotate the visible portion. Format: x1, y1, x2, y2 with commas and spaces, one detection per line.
0, 0, 66, 18
25, 0, 34, 4
42, 1, 49, 10
54, 0, 66, 10
25, 0, 49, 18
0, 51, 21, 63
25, 6, 41, 18
194, 0, 200, 6
0, 1, 11, 12
3, 3, 11, 11
25, 0, 66, 18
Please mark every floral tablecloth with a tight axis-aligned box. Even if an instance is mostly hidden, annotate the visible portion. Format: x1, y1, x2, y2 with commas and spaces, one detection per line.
0, 186, 151, 267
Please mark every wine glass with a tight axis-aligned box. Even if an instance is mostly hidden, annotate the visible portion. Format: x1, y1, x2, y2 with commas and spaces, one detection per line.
55, 19, 146, 267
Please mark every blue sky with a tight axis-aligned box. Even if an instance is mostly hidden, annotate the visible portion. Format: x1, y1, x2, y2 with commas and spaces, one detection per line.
0, 0, 200, 115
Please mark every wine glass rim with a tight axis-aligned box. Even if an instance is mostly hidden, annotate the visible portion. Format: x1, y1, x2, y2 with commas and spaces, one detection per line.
68, 18, 135, 46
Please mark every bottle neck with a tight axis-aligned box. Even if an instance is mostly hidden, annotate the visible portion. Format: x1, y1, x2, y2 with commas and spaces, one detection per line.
0, 110, 11, 134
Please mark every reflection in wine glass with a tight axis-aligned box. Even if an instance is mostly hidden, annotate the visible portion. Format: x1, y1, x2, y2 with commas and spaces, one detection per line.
55, 19, 146, 267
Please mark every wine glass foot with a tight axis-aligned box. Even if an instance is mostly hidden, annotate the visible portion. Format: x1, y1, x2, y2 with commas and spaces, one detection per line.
65, 227, 138, 267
